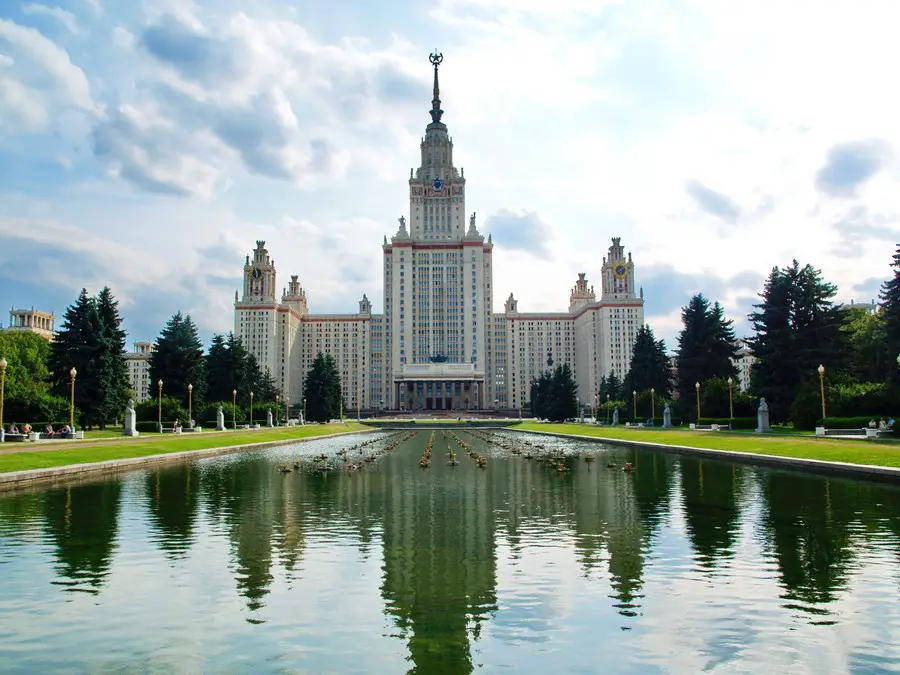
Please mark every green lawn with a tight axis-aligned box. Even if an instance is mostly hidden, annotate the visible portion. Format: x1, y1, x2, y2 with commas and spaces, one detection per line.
0, 424, 369, 473
514, 423, 900, 469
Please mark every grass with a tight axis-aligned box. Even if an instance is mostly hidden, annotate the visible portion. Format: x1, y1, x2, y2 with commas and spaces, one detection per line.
0, 423, 369, 474
514, 423, 900, 469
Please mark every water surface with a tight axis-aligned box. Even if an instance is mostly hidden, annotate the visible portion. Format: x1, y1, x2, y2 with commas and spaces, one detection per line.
1, 429, 899, 673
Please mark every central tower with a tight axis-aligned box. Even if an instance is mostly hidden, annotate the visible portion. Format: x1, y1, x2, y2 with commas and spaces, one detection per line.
382, 52, 494, 410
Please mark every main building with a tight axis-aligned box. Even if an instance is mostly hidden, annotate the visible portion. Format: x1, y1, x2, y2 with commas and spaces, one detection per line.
234, 53, 644, 413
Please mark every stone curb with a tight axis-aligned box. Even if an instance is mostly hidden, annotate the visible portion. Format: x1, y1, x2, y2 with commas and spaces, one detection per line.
518, 428, 900, 483
0, 428, 375, 493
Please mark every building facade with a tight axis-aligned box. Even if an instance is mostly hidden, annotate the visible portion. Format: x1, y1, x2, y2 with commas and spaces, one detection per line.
4, 308, 56, 340
731, 339, 755, 392
125, 341, 155, 402
233, 54, 644, 412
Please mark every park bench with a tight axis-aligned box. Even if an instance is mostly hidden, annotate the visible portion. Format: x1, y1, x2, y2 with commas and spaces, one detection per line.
815, 427, 867, 439
161, 427, 182, 434
689, 424, 723, 431
3, 433, 27, 442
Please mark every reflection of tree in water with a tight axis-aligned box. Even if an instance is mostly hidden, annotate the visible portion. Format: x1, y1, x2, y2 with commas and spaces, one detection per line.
145, 465, 200, 559
41, 482, 122, 592
0, 491, 45, 539
631, 451, 675, 535
759, 472, 861, 606
680, 457, 745, 567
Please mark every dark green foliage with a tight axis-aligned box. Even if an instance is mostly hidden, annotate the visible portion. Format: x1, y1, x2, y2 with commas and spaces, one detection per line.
531, 362, 579, 422
698, 377, 756, 419
135, 396, 188, 424
879, 244, 900, 378
4, 392, 73, 425
95, 287, 130, 426
676, 294, 739, 416
749, 261, 845, 423
47, 289, 107, 428
790, 375, 892, 430
205, 333, 279, 405
302, 353, 343, 422
149, 313, 206, 408
624, 325, 673, 399
0, 331, 52, 401
598, 372, 623, 402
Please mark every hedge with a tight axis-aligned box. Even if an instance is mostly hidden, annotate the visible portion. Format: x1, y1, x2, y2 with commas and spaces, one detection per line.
822, 416, 884, 430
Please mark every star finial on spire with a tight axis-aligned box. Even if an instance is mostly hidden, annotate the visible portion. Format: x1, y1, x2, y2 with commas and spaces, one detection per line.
429, 50, 444, 124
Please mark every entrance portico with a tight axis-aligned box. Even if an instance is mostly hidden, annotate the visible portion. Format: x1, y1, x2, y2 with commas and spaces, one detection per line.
394, 363, 485, 410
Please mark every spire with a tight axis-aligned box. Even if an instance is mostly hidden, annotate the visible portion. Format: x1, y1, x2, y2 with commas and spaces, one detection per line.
429, 50, 444, 124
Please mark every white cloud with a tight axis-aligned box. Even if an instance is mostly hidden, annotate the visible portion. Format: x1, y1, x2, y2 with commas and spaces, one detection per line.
0, 18, 98, 131
21, 3, 79, 34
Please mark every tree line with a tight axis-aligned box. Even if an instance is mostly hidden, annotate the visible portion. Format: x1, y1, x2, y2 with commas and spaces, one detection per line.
538, 247, 900, 427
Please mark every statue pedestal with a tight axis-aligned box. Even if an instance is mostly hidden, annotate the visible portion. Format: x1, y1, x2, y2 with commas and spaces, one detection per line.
123, 401, 140, 437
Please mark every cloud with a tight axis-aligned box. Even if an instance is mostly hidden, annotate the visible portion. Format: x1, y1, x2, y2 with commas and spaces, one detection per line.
90, 104, 220, 197
831, 205, 900, 256
21, 4, 78, 34
815, 140, 891, 198
139, 13, 243, 84
0, 18, 97, 131
684, 179, 741, 224
486, 209, 552, 259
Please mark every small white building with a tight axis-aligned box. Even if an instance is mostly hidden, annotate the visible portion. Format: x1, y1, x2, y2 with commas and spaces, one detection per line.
732, 340, 755, 392
4, 307, 56, 340
125, 341, 155, 402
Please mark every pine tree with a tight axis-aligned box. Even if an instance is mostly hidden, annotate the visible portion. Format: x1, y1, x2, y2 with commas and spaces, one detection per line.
47, 289, 106, 428
749, 260, 844, 420
149, 312, 206, 408
879, 244, 900, 381
676, 294, 738, 409
302, 352, 342, 422
95, 287, 130, 426
205, 334, 231, 403
599, 371, 623, 402
624, 325, 673, 398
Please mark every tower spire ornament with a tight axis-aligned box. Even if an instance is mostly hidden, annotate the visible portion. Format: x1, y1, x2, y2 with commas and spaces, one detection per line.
429, 50, 444, 124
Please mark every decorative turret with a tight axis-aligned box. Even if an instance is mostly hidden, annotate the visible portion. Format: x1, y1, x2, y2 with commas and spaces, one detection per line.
429, 50, 444, 125
281, 274, 308, 314
505, 293, 518, 314
359, 294, 372, 316
569, 272, 596, 312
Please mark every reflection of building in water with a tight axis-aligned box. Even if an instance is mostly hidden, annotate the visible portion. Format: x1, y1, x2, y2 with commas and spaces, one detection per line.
379, 446, 498, 673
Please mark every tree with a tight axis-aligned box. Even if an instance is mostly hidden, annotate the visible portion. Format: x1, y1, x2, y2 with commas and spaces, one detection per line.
96, 287, 130, 423
749, 260, 844, 421
149, 312, 206, 408
530, 361, 578, 422
0, 331, 52, 401
47, 289, 107, 428
302, 352, 342, 422
879, 243, 900, 380
676, 294, 738, 410
624, 325, 673, 399
842, 307, 889, 383
599, 371, 623, 402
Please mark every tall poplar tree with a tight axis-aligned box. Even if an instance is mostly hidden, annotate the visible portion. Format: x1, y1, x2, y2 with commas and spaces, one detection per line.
149, 312, 206, 408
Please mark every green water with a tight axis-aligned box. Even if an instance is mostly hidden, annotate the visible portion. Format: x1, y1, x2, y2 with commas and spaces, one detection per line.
1, 429, 899, 673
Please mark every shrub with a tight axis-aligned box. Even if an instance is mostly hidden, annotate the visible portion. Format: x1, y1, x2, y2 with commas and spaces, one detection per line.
135, 396, 188, 424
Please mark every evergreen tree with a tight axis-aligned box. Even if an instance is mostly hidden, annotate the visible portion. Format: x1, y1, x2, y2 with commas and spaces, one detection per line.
530, 362, 578, 421
205, 334, 231, 403
841, 307, 889, 383
47, 289, 106, 427
599, 371, 623, 402
95, 287, 130, 424
879, 244, 900, 381
624, 325, 673, 398
749, 260, 844, 420
676, 294, 738, 408
149, 312, 206, 408
302, 352, 342, 422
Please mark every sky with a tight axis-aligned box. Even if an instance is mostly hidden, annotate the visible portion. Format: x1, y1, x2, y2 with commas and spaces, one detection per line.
1, 0, 898, 350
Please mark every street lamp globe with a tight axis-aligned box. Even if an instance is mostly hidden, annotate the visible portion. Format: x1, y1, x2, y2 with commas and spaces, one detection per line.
651, 387, 655, 395
817, 364, 825, 376
0, 357, 7, 370
158, 379, 163, 388
727, 377, 733, 385
70, 367, 77, 378
695, 381, 700, 390
188, 383, 193, 392
232, 389, 237, 397
896, 353, 900, 367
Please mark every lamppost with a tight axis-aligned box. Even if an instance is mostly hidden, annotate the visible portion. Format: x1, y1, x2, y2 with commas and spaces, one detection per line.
275, 394, 280, 427
303, 397, 307, 425
0, 357, 7, 441
232, 389, 237, 429
695, 381, 701, 422
651, 387, 655, 422
187, 383, 193, 428
606, 394, 610, 424
284, 396, 289, 425
632, 390, 637, 420
69, 367, 77, 430
157, 379, 163, 432
727, 377, 734, 429
250, 391, 255, 427
817, 364, 826, 421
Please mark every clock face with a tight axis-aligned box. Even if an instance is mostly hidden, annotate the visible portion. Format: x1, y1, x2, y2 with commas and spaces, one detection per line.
613, 263, 627, 279
252, 267, 262, 279
432, 178, 443, 192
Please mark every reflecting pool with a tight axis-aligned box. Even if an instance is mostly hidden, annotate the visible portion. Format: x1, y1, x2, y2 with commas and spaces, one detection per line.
1, 429, 899, 673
